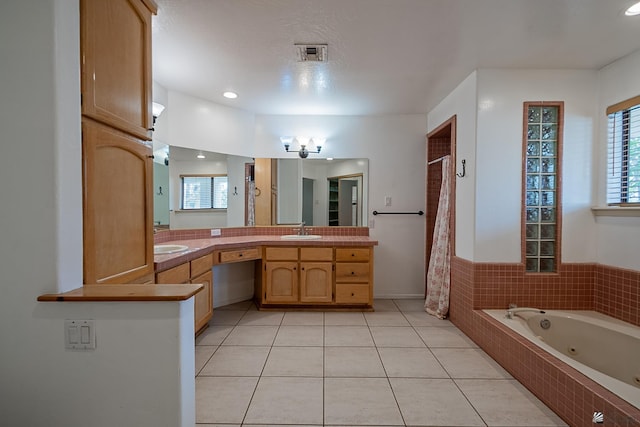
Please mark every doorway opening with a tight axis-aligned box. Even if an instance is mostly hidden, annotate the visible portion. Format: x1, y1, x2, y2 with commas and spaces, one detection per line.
425, 116, 456, 297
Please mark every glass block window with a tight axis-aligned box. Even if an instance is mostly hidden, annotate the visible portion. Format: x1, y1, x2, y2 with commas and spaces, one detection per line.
524, 103, 562, 273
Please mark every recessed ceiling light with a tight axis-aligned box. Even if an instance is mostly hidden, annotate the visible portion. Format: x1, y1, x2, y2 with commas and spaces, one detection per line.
626, 1, 640, 15
197, 151, 205, 159
223, 91, 238, 99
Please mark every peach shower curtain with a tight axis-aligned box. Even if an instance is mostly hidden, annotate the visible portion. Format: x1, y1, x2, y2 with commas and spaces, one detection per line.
424, 155, 451, 319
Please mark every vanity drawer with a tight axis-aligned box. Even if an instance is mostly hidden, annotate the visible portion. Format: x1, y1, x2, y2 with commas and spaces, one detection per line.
335, 263, 370, 282
300, 247, 333, 261
156, 262, 190, 284
335, 248, 370, 262
190, 253, 214, 278
335, 284, 370, 304
218, 247, 260, 264
265, 247, 299, 261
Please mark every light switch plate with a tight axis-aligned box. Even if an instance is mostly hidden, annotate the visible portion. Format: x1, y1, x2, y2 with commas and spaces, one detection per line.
210, 228, 221, 236
65, 319, 96, 350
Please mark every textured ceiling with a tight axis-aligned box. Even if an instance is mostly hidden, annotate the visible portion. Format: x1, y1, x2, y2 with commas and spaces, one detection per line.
152, 0, 640, 116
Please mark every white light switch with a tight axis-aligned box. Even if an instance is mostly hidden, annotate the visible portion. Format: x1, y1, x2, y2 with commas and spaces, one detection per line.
65, 320, 96, 350
384, 196, 392, 206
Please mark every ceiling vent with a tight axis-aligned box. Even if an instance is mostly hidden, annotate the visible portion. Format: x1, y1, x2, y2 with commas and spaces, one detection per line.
295, 44, 327, 62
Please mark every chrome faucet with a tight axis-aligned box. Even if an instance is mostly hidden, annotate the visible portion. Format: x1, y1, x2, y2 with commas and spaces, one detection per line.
296, 222, 307, 236
505, 307, 545, 319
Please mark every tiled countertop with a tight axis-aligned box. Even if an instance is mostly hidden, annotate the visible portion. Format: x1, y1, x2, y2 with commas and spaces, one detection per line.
154, 235, 378, 272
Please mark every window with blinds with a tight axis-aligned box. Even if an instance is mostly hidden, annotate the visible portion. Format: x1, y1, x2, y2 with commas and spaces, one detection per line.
181, 175, 228, 209
607, 95, 640, 205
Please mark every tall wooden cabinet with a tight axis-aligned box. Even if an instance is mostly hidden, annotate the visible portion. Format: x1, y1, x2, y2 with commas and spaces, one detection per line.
80, 0, 157, 284
254, 158, 278, 225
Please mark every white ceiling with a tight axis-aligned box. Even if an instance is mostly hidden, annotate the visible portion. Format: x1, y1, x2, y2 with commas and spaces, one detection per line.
152, 0, 640, 116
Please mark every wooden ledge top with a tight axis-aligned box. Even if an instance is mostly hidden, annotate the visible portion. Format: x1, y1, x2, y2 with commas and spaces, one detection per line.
37, 283, 203, 302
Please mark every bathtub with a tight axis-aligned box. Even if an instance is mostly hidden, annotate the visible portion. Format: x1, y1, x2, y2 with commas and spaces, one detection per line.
485, 309, 640, 410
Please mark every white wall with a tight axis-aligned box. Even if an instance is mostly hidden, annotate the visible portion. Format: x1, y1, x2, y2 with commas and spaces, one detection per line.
474, 69, 598, 263
427, 72, 478, 261
0, 2, 195, 425
595, 49, 640, 270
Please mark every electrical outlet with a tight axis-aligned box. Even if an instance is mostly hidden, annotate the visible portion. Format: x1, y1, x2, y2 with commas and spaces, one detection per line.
210, 228, 221, 237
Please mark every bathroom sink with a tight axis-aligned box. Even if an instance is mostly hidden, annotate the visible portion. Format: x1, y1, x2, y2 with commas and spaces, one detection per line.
154, 244, 189, 255
280, 235, 323, 240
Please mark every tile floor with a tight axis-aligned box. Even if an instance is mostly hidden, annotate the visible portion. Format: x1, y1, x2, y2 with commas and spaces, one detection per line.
195, 299, 567, 427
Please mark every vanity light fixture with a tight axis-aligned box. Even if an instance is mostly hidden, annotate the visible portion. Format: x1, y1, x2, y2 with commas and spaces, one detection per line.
281, 136, 325, 158
151, 102, 166, 130
223, 91, 238, 99
626, 1, 640, 15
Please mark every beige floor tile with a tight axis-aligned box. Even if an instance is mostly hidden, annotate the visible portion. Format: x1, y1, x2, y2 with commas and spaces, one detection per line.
415, 326, 478, 347
244, 377, 323, 425
456, 379, 568, 426
324, 378, 404, 425
196, 424, 239, 427
393, 298, 427, 312
370, 326, 426, 347
378, 347, 449, 378
281, 311, 324, 325
199, 345, 270, 376
324, 325, 375, 346
216, 299, 254, 311
196, 376, 258, 424
390, 378, 485, 426
222, 325, 278, 346
273, 325, 324, 346
195, 345, 216, 375
324, 346, 386, 377
196, 325, 234, 346
238, 310, 284, 326
324, 311, 367, 326
364, 311, 410, 326
262, 346, 323, 377
431, 348, 512, 379
403, 311, 456, 327
208, 310, 246, 325
373, 299, 400, 311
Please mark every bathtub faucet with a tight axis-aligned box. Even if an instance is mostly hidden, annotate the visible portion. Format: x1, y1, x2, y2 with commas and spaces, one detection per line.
506, 307, 546, 319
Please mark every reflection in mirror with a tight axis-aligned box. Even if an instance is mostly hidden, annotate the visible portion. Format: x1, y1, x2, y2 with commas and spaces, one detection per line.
152, 145, 368, 229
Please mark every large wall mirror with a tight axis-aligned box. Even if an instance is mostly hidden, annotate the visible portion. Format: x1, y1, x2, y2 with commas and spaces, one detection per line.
153, 145, 368, 229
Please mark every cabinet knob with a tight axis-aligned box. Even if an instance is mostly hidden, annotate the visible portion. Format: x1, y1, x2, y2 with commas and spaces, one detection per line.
239, 253, 243, 257
351, 292, 355, 296
351, 271, 355, 275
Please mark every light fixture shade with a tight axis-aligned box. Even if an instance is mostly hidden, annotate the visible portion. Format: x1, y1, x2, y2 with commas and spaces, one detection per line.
152, 102, 165, 117
312, 137, 325, 148
280, 136, 294, 147
296, 136, 310, 147
626, 1, 640, 15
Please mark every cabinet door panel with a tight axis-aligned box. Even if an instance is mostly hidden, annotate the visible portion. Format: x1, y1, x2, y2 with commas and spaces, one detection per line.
300, 262, 332, 303
81, 0, 153, 139
265, 262, 298, 302
82, 119, 153, 284
192, 270, 213, 333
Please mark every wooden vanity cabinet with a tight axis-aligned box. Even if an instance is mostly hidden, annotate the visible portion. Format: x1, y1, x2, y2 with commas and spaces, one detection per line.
299, 248, 333, 303
257, 246, 373, 308
335, 248, 373, 305
155, 253, 213, 334
263, 247, 299, 303
190, 254, 214, 333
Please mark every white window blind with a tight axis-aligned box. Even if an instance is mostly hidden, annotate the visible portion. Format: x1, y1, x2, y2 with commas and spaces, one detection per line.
181, 175, 228, 209
607, 96, 640, 205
